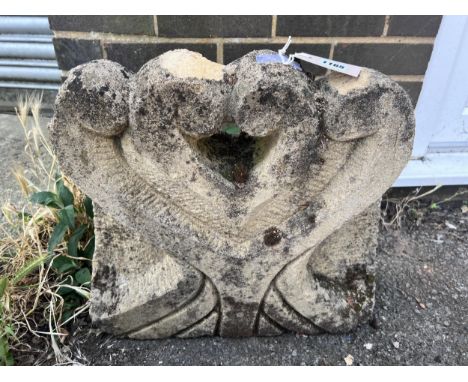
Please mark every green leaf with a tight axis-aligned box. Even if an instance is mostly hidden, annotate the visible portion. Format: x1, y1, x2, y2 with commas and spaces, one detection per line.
64, 292, 82, 306
84, 196, 94, 218
58, 205, 75, 230
67, 286, 90, 299
61, 309, 73, 324
57, 282, 90, 299
0, 278, 7, 299
56, 178, 74, 207
60, 292, 84, 323
52, 256, 77, 274
0, 337, 15, 366
17, 211, 32, 222
6, 352, 14, 366
67, 225, 87, 258
12, 254, 49, 285
222, 122, 241, 137
57, 285, 74, 296
56, 275, 76, 295
48, 220, 68, 253
82, 236, 95, 260
30, 191, 63, 209
74, 268, 91, 285
4, 326, 14, 337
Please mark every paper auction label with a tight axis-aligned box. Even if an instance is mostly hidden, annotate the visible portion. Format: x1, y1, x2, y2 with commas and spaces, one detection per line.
293, 52, 361, 77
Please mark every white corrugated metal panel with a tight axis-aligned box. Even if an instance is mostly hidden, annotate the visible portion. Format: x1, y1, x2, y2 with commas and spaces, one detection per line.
0, 35, 53, 43
0, 16, 60, 88
0, 16, 59, 112
0, 16, 52, 35
0, 59, 57, 68
0, 66, 61, 82
0, 81, 60, 90
0, 42, 56, 59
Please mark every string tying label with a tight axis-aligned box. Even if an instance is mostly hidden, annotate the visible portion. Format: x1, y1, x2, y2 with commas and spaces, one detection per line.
280, 36, 361, 77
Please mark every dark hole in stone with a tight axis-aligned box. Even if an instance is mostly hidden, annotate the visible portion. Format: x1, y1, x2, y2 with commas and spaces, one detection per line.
263, 227, 282, 246
308, 213, 316, 226
186, 121, 276, 185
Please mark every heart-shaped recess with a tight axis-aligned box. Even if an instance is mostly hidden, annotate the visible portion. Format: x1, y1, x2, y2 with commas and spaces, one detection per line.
184, 122, 276, 186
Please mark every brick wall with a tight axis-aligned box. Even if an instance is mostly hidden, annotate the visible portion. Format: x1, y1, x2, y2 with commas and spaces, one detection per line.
48, 15, 442, 106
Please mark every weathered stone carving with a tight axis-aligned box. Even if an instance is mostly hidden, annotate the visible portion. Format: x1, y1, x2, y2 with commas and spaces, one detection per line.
49, 49, 415, 338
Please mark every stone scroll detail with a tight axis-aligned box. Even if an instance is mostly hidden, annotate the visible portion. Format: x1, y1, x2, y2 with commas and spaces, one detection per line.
49, 49, 415, 337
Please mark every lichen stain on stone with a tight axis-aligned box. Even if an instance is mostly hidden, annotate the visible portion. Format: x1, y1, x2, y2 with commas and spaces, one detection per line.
92, 264, 119, 314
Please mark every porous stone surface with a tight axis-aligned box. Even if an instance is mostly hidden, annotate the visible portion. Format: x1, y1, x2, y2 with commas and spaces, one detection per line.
49, 49, 415, 337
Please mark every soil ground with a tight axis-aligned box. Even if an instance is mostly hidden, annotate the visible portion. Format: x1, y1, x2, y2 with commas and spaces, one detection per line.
66, 201, 467, 366
1, 114, 467, 366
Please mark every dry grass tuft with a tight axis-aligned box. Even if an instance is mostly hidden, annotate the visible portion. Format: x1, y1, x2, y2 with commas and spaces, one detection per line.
0, 93, 93, 365
380, 185, 468, 229
381, 185, 443, 229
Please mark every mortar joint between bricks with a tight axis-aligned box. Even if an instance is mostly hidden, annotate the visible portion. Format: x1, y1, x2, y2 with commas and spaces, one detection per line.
153, 16, 159, 36
216, 40, 224, 64
100, 40, 108, 59
50, 31, 436, 45
325, 42, 336, 76
271, 16, 277, 38
389, 75, 425, 82
382, 16, 391, 36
